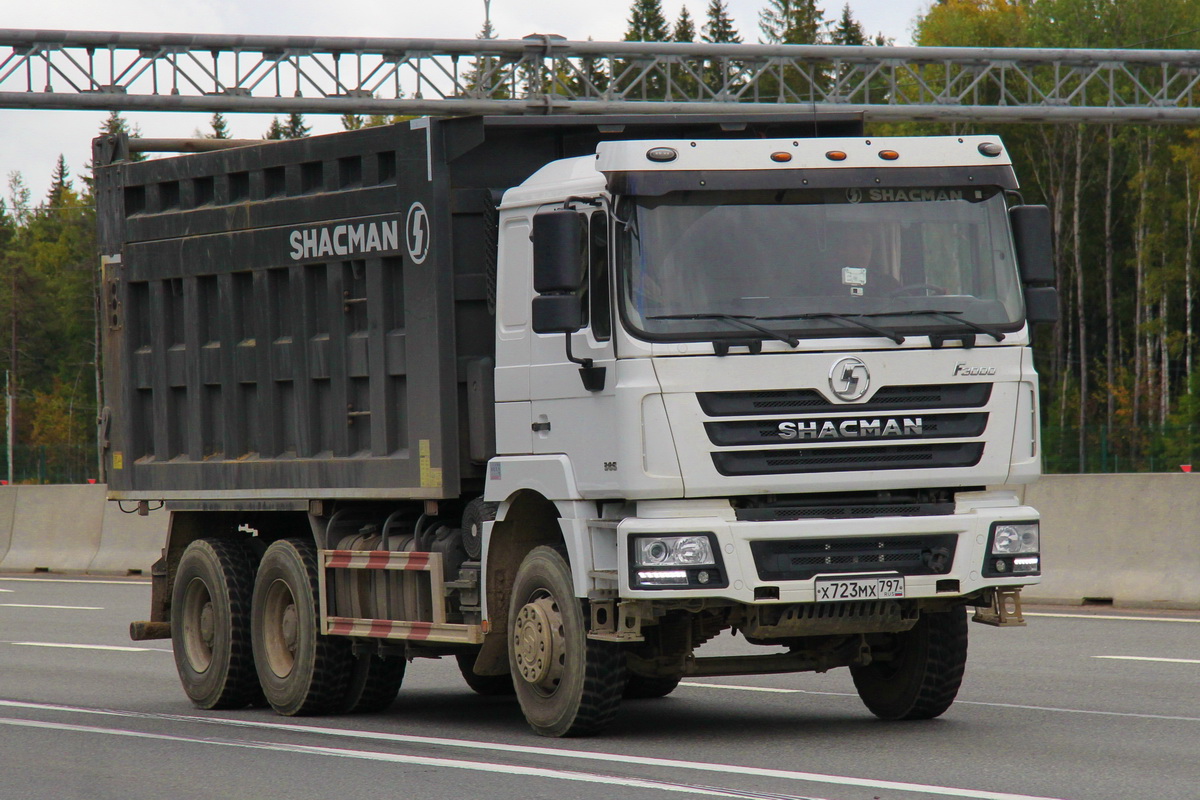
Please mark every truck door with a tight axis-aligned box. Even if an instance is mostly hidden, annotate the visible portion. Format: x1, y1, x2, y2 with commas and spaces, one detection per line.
529, 207, 620, 493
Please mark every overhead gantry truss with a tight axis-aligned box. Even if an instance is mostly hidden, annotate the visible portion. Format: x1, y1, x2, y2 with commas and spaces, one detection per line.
4, 28, 1200, 123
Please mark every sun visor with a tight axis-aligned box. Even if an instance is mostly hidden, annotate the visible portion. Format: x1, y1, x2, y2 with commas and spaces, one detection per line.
604, 165, 1019, 196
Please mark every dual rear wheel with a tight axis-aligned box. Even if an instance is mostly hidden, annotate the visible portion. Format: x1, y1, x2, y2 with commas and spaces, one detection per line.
171, 537, 403, 715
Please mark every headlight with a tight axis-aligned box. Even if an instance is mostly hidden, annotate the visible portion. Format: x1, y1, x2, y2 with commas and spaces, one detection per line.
629, 533, 727, 590
991, 523, 1039, 555
984, 521, 1041, 578
634, 535, 715, 567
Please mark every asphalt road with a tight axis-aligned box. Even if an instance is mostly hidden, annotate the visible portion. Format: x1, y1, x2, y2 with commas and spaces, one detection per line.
1, 575, 1197, 800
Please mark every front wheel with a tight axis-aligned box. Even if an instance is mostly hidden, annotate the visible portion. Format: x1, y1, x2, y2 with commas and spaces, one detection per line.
850, 604, 968, 720
508, 546, 626, 737
251, 538, 349, 716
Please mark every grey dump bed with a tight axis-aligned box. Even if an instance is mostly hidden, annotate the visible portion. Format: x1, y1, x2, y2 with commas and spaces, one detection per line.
94, 114, 861, 503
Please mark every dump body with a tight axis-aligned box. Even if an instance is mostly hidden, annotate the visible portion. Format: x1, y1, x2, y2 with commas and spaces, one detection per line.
94, 114, 862, 503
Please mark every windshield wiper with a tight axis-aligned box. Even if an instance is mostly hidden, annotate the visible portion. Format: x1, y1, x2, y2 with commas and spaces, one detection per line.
649, 313, 800, 347
759, 312, 906, 345
863, 309, 1006, 343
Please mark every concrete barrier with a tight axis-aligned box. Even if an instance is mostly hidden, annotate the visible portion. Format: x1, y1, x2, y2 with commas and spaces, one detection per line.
0, 476, 1195, 606
0, 485, 166, 575
88, 499, 166, 575
0, 488, 17, 565
0, 484, 108, 573
1020, 474, 1200, 609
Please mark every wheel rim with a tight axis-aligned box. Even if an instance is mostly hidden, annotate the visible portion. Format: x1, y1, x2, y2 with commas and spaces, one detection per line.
262, 578, 299, 679
512, 590, 564, 696
181, 577, 215, 673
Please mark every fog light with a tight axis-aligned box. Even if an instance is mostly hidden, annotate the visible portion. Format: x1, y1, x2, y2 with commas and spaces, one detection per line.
993, 558, 1007, 573
697, 570, 711, 584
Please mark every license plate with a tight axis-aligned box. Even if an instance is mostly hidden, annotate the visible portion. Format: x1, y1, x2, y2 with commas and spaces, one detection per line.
814, 574, 905, 602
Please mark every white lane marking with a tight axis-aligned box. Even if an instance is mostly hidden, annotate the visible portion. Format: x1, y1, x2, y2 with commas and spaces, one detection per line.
678, 683, 1200, 722
1094, 655, 1200, 665
7, 642, 170, 653
0, 577, 148, 585
0, 716, 825, 800
0, 589, 12, 593
1025, 612, 1200, 624
0, 700, 1069, 800
0, 604, 103, 610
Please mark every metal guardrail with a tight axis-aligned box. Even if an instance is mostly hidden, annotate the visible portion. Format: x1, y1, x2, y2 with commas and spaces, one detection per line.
3, 29, 1200, 122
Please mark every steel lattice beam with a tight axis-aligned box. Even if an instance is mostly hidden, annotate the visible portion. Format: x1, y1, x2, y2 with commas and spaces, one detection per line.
4, 28, 1200, 123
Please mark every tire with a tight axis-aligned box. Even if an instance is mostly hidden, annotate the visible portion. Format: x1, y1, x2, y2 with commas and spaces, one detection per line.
461, 498, 497, 561
251, 538, 350, 716
623, 673, 682, 699
170, 538, 260, 710
340, 652, 406, 713
508, 546, 626, 737
850, 604, 968, 721
456, 653, 515, 696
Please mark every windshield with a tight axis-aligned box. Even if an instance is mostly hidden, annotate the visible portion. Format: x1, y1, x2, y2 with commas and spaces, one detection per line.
618, 187, 1025, 343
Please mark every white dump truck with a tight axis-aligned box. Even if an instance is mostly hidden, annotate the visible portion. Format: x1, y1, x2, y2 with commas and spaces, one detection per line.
99, 113, 1053, 736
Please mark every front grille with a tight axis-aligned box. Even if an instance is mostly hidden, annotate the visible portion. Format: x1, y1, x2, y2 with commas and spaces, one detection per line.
705, 412, 987, 447
751, 534, 958, 581
698, 383, 991, 417
712, 442, 984, 476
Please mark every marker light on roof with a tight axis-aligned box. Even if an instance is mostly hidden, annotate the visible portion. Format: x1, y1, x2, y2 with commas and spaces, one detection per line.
646, 147, 678, 163
770, 152, 793, 163
978, 142, 1003, 157
825, 150, 847, 161
879, 149, 900, 161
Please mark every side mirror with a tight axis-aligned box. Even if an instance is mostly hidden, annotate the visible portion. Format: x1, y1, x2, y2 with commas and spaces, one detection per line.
532, 294, 583, 334
1009, 205, 1055, 286
533, 210, 586, 294
529, 209, 604, 392
1024, 286, 1060, 325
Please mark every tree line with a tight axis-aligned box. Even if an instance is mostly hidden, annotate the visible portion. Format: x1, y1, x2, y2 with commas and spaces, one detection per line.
5, 0, 1200, 480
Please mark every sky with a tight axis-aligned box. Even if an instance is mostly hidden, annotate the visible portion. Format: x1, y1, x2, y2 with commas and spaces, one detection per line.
0, 0, 931, 204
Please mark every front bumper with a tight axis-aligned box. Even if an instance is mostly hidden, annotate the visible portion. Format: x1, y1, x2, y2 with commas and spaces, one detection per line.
616, 492, 1040, 604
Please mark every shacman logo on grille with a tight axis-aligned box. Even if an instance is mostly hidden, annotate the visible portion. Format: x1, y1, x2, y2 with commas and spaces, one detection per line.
829, 356, 870, 401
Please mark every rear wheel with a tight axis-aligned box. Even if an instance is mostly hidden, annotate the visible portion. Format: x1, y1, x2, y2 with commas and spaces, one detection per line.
508, 546, 626, 737
340, 651, 406, 713
850, 605, 968, 720
623, 673, 682, 699
171, 538, 259, 709
251, 538, 349, 716
456, 653, 515, 696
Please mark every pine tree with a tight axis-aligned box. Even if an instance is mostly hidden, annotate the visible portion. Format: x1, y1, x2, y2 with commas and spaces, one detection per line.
46, 156, 71, 209
830, 3, 866, 45
283, 113, 310, 139
674, 6, 697, 41
342, 113, 364, 130
620, 0, 671, 99
207, 113, 230, 139
702, 0, 742, 43
95, 111, 147, 162
464, 9, 510, 99
759, 0, 825, 44
758, 0, 827, 101
264, 117, 286, 140
625, 0, 670, 41
672, 6, 700, 98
